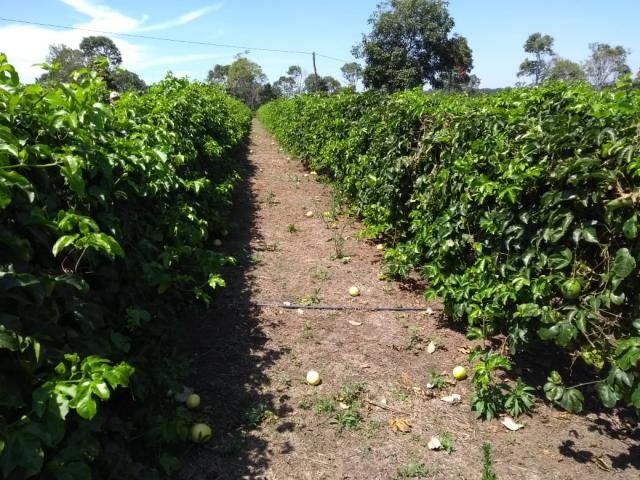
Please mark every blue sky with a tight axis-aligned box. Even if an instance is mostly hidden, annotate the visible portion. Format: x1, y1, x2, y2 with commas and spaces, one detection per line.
1, 0, 639, 88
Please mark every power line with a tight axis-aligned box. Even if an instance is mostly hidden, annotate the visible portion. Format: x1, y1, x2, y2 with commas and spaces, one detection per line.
0, 16, 351, 63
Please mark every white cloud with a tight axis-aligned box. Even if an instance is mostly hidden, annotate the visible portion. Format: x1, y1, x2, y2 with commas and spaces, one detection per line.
135, 4, 223, 33
0, 0, 222, 82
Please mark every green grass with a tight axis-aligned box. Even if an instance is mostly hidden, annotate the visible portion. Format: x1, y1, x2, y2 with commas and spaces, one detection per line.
393, 462, 430, 479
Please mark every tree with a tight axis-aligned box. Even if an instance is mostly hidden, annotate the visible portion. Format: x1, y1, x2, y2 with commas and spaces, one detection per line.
517, 33, 554, 85
436, 34, 474, 90
352, 0, 473, 91
111, 68, 147, 93
304, 74, 342, 93
583, 43, 630, 88
79, 36, 122, 69
546, 58, 586, 83
274, 75, 297, 97
341, 62, 363, 89
226, 57, 267, 109
206, 64, 229, 85
258, 83, 282, 104
38, 44, 85, 84
286, 65, 304, 94
323, 76, 342, 93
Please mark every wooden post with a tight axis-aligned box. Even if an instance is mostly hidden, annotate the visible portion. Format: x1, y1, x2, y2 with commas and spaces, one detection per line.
312, 51, 318, 76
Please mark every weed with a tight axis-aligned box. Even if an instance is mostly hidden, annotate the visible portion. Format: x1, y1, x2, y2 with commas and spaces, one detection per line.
438, 432, 454, 454
404, 324, 424, 352
391, 387, 411, 403
331, 230, 346, 259
393, 462, 429, 479
428, 369, 447, 390
331, 407, 362, 432
276, 372, 292, 387
302, 320, 314, 340
364, 419, 383, 438
262, 189, 277, 206
250, 253, 262, 265
482, 443, 497, 480
245, 403, 276, 429
287, 223, 299, 233
311, 267, 330, 281
299, 288, 321, 306
504, 378, 535, 417
314, 397, 337, 414
298, 398, 313, 410
338, 382, 367, 404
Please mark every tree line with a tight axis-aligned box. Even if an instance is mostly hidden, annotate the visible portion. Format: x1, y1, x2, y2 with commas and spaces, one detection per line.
37, 0, 638, 110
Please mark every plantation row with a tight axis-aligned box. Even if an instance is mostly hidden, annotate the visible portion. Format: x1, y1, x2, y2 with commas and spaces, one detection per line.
258, 80, 640, 417
0, 56, 251, 478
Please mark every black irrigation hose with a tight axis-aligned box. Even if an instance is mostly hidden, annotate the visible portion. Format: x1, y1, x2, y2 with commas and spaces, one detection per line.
250, 302, 436, 312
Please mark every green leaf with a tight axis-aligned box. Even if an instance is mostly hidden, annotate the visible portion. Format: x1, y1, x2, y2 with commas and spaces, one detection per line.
581, 227, 599, 244
208, 273, 226, 289
103, 362, 135, 389
0, 424, 46, 478
559, 388, 584, 413
91, 382, 110, 401
159, 454, 181, 475
0, 170, 34, 203
623, 214, 638, 239
595, 382, 619, 408
611, 248, 636, 289
52, 234, 79, 256
0, 327, 18, 351
75, 391, 97, 420
614, 337, 640, 370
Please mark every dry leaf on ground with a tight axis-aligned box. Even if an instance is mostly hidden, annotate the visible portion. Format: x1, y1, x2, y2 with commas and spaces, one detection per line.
427, 341, 437, 354
348, 320, 362, 326
389, 418, 412, 433
501, 416, 524, 431
441, 393, 461, 404
427, 436, 442, 450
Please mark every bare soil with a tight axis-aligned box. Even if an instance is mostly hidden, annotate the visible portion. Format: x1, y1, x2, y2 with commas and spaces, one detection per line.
176, 120, 639, 480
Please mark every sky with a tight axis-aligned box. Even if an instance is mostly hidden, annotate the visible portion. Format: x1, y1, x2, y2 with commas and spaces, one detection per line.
1, 0, 639, 88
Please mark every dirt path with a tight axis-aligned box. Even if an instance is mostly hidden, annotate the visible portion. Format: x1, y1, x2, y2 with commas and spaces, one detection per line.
177, 120, 639, 480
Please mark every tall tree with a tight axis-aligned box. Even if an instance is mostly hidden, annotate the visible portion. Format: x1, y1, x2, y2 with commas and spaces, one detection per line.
286, 65, 304, 94
79, 36, 122, 69
206, 64, 229, 85
274, 75, 297, 97
517, 33, 555, 85
111, 68, 147, 93
226, 57, 267, 109
38, 44, 85, 84
583, 43, 630, 88
546, 58, 586, 83
304, 74, 342, 93
341, 62, 363, 89
436, 34, 474, 90
352, 0, 473, 91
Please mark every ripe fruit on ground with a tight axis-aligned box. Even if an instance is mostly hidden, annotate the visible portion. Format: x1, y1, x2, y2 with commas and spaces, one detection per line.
306, 370, 321, 385
213, 239, 222, 247
376, 243, 384, 251
190, 423, 212, 443
348, 286, 361, 297
452, 366, 467, 380
186, 393, 200, 409
561, 278, 582, 300
305, 210, 314, 218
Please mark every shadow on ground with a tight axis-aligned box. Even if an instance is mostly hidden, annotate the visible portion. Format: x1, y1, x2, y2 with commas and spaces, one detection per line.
175, 131, 289, 479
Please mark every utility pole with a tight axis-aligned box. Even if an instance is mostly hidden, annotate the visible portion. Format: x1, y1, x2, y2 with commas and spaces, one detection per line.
312, 51, 318, 76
